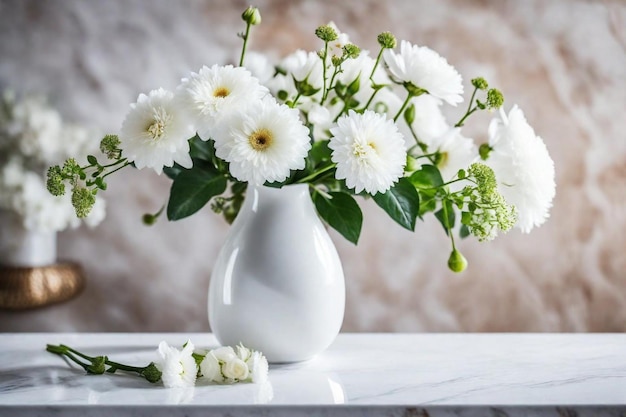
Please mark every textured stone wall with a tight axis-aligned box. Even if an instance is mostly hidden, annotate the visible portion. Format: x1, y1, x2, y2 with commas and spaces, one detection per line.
0, 0, 624, 332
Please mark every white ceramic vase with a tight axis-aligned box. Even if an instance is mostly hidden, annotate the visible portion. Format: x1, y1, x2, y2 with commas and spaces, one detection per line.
208, 184, 345, 363
0, 210, 56, 267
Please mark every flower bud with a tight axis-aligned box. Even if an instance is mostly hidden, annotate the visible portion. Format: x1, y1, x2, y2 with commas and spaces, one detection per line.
242, 6, 261, 25
142, 362, 163, 383
46, 166, 65, 196
447, 249, 468, 273
471, 77, 488, 90
71, 187, 96, 218
479, 143, 492, 160
486, 88, 504, 109
377, 31, 397, 49
315, 25, 338, 42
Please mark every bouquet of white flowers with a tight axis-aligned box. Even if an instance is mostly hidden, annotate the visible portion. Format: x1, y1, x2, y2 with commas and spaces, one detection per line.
47, 6, 555, 272
0, 91, 105, 232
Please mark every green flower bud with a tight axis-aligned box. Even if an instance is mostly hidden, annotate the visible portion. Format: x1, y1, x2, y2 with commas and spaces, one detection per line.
377, 31, 397, 49
342, 43, 361, 60
242, 6, 261, 25
403, 103, 415, 126
86, 356, 107, 374
479, 143, 492, 160
46, 166, 65, 196
405, 156, 421, 173
142, 213, 157, 225
471, 77, 489, 90
315, 25, 338, 42
71, 187, 96, 218
62, 158, 81, 177
447, 249, 468, 273
142, 362, 162, 384
486, 88, 504, 109
100, 134, 121, 160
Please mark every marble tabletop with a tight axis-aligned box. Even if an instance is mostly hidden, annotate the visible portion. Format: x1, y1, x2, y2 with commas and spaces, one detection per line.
0, 333, 624, 416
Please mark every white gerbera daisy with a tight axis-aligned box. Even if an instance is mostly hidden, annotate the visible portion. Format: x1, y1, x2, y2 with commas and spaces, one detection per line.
176, 64, 268, 140
119, 88, 193, 175
329, 110, 406, 194
486, 105, 556, 233
154, 340, 198, 388
212, 96, 311, 185
383, 40, 463, 106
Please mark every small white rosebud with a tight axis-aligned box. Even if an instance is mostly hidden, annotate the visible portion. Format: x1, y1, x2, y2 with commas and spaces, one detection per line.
223, 358, 250, 381
212, 346, 237, 362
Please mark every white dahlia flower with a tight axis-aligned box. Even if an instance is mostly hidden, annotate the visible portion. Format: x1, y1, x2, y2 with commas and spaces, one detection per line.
383, 40, 463, 106
329, 110, 406, 194
486, 105, 556, 233
212, 96, 311, 185
176, 64, 268, 140
119, 88, 193, 175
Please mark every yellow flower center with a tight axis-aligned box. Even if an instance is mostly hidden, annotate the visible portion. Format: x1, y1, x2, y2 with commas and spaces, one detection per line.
213, 87, 230, 98
249, 128, 273, 151
147, 120, 166, 140
353, 141, 376, 159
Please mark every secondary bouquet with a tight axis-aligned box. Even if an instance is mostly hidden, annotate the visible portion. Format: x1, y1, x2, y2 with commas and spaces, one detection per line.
0, 91, 105, 232
47, 6, 555, 271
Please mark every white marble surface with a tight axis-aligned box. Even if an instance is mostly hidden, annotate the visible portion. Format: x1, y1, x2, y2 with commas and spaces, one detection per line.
0, 333, 625, 416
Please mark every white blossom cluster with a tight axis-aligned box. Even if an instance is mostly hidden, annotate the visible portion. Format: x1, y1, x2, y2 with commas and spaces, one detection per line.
0, 92, 105, 232
116, 21, 554, 234
155, 340, 269, 388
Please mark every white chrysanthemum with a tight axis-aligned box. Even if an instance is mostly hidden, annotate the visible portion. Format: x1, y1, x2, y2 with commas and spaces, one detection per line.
267, 50, 323, 104
222, 358, 249, 381
430, 128, 477, 182
383, 40, 463, 106
486, 105, 556, 233
329, 110, 406, 194
246, 351, 269, 384
154, 340, 197, 388
176, 64, 269, 140
119, 88, 193, 175
213, 96, 311, 185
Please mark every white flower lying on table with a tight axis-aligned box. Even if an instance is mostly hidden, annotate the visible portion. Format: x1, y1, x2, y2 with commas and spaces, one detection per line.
46, 340, 269, 388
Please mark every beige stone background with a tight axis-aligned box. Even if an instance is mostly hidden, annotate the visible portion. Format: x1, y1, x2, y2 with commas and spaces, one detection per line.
0, 0, 624, 332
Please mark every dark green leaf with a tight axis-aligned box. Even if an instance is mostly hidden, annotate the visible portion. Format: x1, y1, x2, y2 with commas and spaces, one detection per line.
87, 155, 98, 165
373, 178, 420, 231
189, 135, 215, 161
167, 162, 227, 221
309, 140, 332, 165
459, 224, 470, 239
417, 188, 437, 216
313, 191, 362, 244
409, 165, 443, 189
434, 199, 456, 235
163, 164, 184, 180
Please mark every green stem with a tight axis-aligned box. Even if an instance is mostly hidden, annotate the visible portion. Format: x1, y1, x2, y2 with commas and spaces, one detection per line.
369, 47, 384, 80
454, 86, 478, 127
323, 65, 341, 104
320, 42, 329, 104
297, 163, 336, 184
239, 22, 252, 67
52, 344, 147, 374
360, 87, 381, 112
393, 92, 413, 122
101, 161, 131, 180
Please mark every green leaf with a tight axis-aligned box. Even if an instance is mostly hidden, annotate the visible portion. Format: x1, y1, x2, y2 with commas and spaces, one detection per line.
167, 162, 227, 221
314, 191, 362, 244
87, 155, 98, 165
163, 164, 184, 180
373, 178, 420, 231
434, 199, 456, 235
189, 135, 215, 161
459, 224, 470, 239
417, 188, 437, 216
409, 165, 443, 189
309, 140, 332, 165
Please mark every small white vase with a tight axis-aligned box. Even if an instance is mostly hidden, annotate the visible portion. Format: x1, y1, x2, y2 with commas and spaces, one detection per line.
208, 184, 345, 363
0, 210, 56, 267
